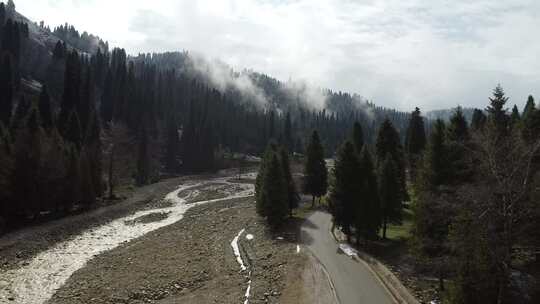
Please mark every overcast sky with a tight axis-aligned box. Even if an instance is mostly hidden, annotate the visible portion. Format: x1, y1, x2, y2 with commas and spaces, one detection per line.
15, 0, 540, 111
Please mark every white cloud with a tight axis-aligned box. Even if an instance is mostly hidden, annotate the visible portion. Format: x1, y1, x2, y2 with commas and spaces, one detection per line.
14, 0, 540, 111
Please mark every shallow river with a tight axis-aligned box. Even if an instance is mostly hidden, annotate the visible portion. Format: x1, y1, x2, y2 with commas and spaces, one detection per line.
0, 174, 255, 304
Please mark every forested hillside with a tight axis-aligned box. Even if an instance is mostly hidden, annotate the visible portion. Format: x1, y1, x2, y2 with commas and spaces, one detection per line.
0, 0, 413, 229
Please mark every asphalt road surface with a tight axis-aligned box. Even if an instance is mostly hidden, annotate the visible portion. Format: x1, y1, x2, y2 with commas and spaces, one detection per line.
301, 211, 395, 304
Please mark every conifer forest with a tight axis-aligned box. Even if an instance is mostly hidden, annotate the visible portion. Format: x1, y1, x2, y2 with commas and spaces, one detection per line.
0, 1, 538, 304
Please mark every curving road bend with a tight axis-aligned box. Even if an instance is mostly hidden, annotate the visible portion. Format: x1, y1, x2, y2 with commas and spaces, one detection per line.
301, 211, 395, 304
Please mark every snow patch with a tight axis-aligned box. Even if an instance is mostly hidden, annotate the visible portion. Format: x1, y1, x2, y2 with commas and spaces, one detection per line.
231, 229, 247, 271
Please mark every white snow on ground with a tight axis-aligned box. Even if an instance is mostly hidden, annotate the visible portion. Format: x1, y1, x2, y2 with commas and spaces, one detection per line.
231, 229, 247, 271
231, 229, 254, 304
338, 243, 359, 258
244, 275, 252, 304
1, 175, 255, 304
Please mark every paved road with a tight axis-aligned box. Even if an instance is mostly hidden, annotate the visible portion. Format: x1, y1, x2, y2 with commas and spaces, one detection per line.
301, 211, 395, 304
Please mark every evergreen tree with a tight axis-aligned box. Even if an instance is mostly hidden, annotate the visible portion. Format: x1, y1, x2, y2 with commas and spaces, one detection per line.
352, 121, 364, 154
255, 142, 278, 217
329, 141, 361, 241
136, 126, 151, 186
64, 111, 82, 149
79, 148, 96, 208
280, 147, 299, 217
356, 148, 380, 243
421, 119, 448, 188
304, 130, 328, 207
447, 106, 469, 142
376, 119, 408, 200
164, 114, 180, 173
284, 112, 294, 152
38, 86, 53, 130
405, 107, 426, 180
63, 147, 80, 212
261, 153, 289, 228
10, 95, 29, 132
510, 105, 520, 126
486, 84, 509, 135
471, 109, 486, 131
378, 155, 402, 239
0, 55, 13, 126
522, 95, 535, 122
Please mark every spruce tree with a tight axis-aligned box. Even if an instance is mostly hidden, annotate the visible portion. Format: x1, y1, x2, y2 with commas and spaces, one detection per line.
0, 55, 13, 126
421, 119, 448, 189
79, 148, 96, 208
447, 106, 469, 142
65, 111, 82, 149
352, 121, 364, 154
510, 105, 520, 126
38, 85, 53, 130
356, 148, 380, 242
376, 119, 407, 200
522, 95, 535, 122
284, 112, 294, 153
486, 84, 509, 135
471, 109, 487, 130
329, 141, 361, 241
378, 155, 402, 239
280, 148, 299, 217
405, 107, 426, 180
262, 153, 288, 228
11, 95, 30, 132
304, 130, 328, 207
255, 142, 278, 217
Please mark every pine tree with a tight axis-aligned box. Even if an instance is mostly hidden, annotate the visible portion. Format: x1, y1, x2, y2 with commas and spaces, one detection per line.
509, 104, 520, 126
79, 148, 96, 208
486, 84, 509, 135
0, 55, 13, 126
38, 86, 53, 130
262, 153, 288, 228
136, 126, 151, 186
256, 142, 277, 217
352, 121, 364, 154
329, 141, 360, 241
447, 106, 469, 142
63, 147, 80, 212
284, 112, 294, 152
420, 119, 448, 189
65, 111, 82, 149
471, 109, 487, 130
376, 119, 407, 200
280, 148, 299, 217
164, 114, 180, 173
304, 130, 328, 207
356, 148, 380, 242
10, 95, 30, 132
522, 95, 535, 122
405, 107, 426, 180
378, 155, 402, 239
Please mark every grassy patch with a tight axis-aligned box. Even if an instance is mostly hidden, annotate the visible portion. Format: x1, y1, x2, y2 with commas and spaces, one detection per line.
385, 207, 413, 241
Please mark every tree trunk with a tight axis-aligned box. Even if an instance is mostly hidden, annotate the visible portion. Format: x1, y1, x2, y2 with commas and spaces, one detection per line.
312, 195, 315, 208
382, 218, 387, 239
